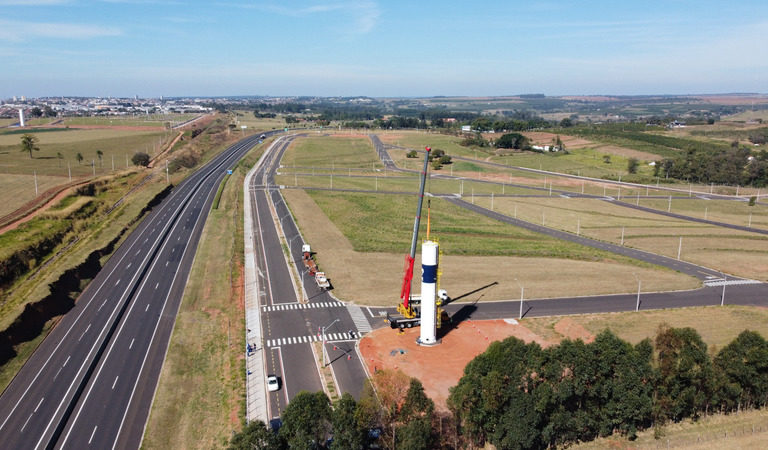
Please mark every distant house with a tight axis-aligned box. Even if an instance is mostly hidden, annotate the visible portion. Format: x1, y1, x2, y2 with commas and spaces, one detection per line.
444, 118, 457, 123
532, 145, 560, 152
668, 120, 686, 128
461, 125, 471, 132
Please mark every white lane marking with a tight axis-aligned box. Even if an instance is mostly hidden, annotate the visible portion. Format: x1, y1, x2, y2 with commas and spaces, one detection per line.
98, 300, 106, 311
165, 261, 169, 267
114, 279, 120, 286
155, 282, 159, 289
112, 376, 119, 390
63, 355, 70, 367
145, 304, 150, 312
136, 250, 141, 256
34, 397, 44, 413
20, 413, 33, 433
367, 307, 374, 317
53, 367, 62, 381
88, 426, 97, 444
129, 338, 134, 350
78, 323, 91, 342
126, 263, 131, 269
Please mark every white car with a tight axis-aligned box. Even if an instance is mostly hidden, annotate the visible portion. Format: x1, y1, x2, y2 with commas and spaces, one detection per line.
267, 375, 280, 392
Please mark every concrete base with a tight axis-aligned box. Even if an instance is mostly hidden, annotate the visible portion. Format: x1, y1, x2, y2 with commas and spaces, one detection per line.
416, 337, 441, 346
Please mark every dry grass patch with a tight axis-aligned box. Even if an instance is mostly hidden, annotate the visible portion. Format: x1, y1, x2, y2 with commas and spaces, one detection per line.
476, 196, 768, 280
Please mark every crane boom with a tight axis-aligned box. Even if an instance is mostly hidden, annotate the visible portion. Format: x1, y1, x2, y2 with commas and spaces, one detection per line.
399, 146, 431, 311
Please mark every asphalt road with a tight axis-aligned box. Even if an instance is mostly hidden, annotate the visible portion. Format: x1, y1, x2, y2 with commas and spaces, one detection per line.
247, 136, 370, 421
0, 133, 271, 449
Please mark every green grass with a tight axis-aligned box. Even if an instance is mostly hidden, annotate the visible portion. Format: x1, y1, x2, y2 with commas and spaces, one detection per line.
307, 191, 644, 263
280, 135, 383, 169
0, 173, 71, 218
60, 114, 198, 127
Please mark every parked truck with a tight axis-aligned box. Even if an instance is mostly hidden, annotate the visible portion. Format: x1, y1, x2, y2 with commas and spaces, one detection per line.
302, 244, 330, 289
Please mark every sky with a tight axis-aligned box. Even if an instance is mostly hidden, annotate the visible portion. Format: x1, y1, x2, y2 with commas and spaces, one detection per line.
1, 0, 767, 98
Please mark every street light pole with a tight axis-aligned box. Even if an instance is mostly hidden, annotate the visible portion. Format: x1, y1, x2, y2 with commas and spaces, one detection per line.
515, 279, 524, 319
720, 272, 727, 306
322, 319, 340, 367
633, 273, 641, 312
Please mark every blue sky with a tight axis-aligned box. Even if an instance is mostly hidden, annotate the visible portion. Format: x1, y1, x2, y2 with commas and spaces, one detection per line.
1, 0, 767, 97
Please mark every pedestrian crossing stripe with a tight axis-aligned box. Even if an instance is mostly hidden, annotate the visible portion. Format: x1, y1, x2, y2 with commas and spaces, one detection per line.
266, 332, 357, 347
703, 279, 761, 287
262, 301, 344, 312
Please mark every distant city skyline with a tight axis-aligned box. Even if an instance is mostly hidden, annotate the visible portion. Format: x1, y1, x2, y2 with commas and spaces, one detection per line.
1, 0, 767, 98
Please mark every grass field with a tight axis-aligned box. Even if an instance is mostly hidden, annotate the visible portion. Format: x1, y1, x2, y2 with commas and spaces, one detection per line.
472, 196, 768, 280
281, 135, 383, 169
142, 142, 265, 449
283, 189, 697, 306
61, 113, 198, 127
0, 173, 71, 218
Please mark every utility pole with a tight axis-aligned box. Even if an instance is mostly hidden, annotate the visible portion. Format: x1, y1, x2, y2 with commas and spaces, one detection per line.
34, 170, 38, 196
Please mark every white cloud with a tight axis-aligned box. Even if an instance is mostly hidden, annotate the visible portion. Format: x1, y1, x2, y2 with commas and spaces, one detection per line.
0, 19, 122, 41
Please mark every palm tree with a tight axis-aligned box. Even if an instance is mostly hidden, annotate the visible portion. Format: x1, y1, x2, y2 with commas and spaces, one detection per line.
20, 134, 39, 158
96, 150, 103, 167
76, 152, 83, 165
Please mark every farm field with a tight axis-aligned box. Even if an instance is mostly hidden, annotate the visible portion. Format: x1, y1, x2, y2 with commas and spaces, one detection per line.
473, 196, 768, 281
60, 113, 198, 128
0, 173, 70, 219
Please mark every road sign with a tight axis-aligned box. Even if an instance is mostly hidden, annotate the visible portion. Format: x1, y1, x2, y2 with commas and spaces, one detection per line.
227, 170, 233, 175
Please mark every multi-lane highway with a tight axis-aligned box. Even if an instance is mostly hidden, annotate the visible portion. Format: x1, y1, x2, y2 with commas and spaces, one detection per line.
0, 132, 270, 449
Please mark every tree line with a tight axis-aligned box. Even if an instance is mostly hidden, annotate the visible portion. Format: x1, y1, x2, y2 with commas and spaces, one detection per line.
230, 325, 768, 449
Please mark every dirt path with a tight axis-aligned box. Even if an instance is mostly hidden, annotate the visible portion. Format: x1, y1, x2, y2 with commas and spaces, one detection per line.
0, 180, 90, 234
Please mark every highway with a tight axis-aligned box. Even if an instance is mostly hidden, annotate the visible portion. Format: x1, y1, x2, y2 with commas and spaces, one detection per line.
0, 132, 269, 449
246, 136, 371, 421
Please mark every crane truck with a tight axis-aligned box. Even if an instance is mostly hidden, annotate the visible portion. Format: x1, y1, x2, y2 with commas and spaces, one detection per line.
386, 147, 450, 329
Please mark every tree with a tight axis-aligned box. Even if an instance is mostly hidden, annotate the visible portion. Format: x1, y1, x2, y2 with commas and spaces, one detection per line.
603, 155, 612, 164
279, 391, 331, 448
495, 133, 530, 150
131, 152, 150, 167
653, 325, 715, 423
43, 105, 56, 118
332, 393, 365, 450
627, 157, 639, 174
228, 420, 285, 450
29, 107, 42, 118
406, 150, 418, 158
559, 117, 574, 127
96, 150, 104, 167
397, 379, 435, 450
20, 134, 40, 159
714, 330, 768, 411
76, 152, 84, 165
439, 155, 452, 165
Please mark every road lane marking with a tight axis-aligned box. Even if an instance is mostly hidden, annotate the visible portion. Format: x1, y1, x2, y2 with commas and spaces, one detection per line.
34, 397, 44, 413
53, 367, 62, 381
145, 304, 150, 312
129, 338, 134, 350
78, 323, 91, 342
166, 261, 169, 267
155, 282, 159, 289
112, 376, 119, 390
98, 300, 106, 311
63, 355, 70, 367
126, 263, 131, 269
114, 279, 121, 286
88, 426, 97, 444
21, 413, 33, 433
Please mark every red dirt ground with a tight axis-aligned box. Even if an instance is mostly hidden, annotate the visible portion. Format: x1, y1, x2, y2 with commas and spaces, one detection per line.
359, 319, 553, 411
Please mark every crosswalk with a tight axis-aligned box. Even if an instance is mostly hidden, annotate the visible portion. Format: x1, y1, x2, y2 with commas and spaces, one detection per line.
266, 332, 357, 348
262, 301, 344, 312
346, 304, 372, 333
704, 278, 762, 287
